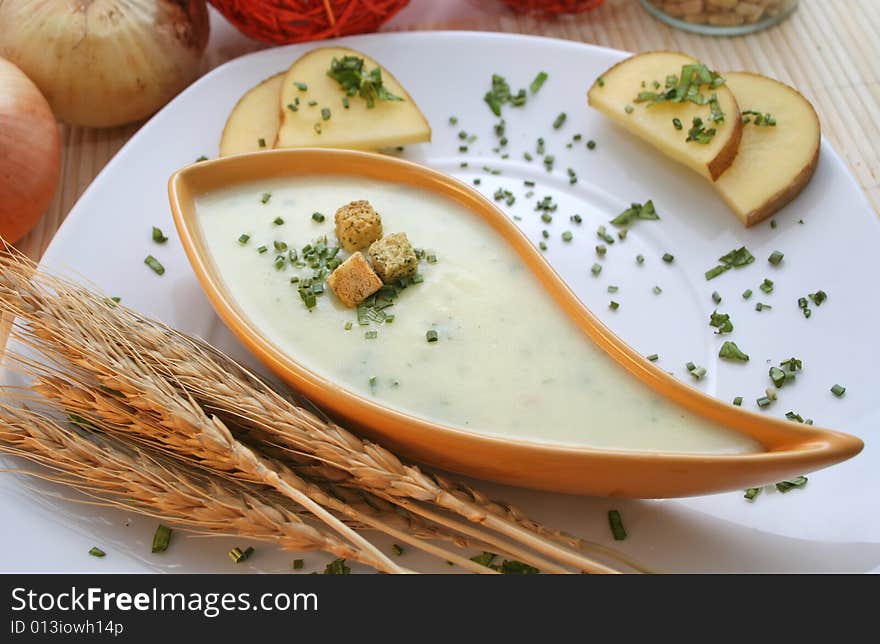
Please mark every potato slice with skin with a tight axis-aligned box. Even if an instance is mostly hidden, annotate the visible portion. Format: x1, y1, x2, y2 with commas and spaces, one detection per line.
219, 73, 284, 157
588, 51, 742, 181
276, 47, 430, 150
715, 72, 820, 227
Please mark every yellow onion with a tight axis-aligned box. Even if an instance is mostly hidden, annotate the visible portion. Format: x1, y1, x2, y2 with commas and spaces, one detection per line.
0, 1, 210, 128
0, 57, 61, 244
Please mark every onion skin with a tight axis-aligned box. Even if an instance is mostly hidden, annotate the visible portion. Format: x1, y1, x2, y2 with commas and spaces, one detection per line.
0, 1, 210, 128
0, 57, 61, 244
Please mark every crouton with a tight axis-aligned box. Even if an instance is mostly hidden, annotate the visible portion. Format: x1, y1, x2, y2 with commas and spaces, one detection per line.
335, 200, 383, 252
368, 232, 418, 284
326, 251, 383, 308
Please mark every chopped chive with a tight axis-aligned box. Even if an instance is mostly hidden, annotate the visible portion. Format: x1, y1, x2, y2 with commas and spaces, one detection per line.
151, 525, 173, 553
830, 384, 846, 397
636, 254, 645, 265
273, 240, 288, 252
256, 245, 268, 254
647, 353, 659, 362
321, 107, 331, 121
609, 301, 620, 311
364, 330, 378, 340
744, 487, 761, 501
652, 285, 662, 295
312, 212, 326, 223
705, 264, 729, 281
760, 278, 774, 294
662, 253, 674, 263
672, 117, 683, 130
473, 178, 481, 185
709, 311, 733, 334
742, 289, 752, 299
307, 100, 318, 107
624, 104, 634, 114
293, 559, 304, 570
229, 546, 255, 563
770, 219, 777, 229
596, 245, 606, 257
151, 227, 168, 243
530, 71, 548, 94
426, 329, 439, 343
274, 255, 286, 270
562, 231, 573, 242
194, 155, 208, 162
719, 340, 749, 362
88, 547, 106, 558
597, 77, 605, 87
809, 290, 827, 306
552, 112, 567, 129
591, 263, 602, 276
448, 116, 458, 125
586, 139, 596, 150
539, 241, 547, 251
260, 192, 271, 204
344, 321, 353, 331
769, 250, 784, 265
608, 510, 627, 541
471, 552, 497, 567
769, 366, 786, 388
733, 396, 743, 406
237, 233, 250, 245
607, 285, 619, 293
755, 302, 771, 311
786, 411, 805, 423
776, 476, 808, 493
324, 558, 351, 575
293, 81, 307, 91
144, 255, 165, 275
273, 216, 285, 226
712, 291, 722, 304
258, 137, 266, 148
757, 396, 772, 408
391, 544, 404, 556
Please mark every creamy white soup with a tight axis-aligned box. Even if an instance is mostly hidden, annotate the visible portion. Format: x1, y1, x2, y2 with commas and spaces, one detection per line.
197, 176, 758, 453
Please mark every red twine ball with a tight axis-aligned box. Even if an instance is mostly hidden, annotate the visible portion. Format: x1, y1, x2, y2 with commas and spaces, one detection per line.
209, 0, 411, 44
499, 0, 605, 15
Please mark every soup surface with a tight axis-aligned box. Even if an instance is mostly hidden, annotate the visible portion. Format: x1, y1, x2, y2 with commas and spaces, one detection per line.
197, 176, 758, 453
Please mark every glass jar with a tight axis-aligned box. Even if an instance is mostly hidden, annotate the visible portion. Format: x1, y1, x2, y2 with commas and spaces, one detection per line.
640, 0, 799, 36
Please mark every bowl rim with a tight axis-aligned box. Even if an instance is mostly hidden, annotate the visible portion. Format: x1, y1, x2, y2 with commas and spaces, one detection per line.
168, 147, 862, 497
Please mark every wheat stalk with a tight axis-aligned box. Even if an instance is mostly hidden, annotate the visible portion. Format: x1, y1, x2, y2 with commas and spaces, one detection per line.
0, 403, 369, 561
0, 249, 643, 573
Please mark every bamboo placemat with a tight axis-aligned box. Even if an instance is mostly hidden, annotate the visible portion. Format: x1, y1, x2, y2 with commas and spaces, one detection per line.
16, 0, 879, 260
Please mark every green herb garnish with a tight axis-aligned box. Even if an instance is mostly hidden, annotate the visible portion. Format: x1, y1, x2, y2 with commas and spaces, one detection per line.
744, 487, 761, 501
228, 546, 255, 563
471, 552, 497, 567
776, 476, 808, 493
760, 278, 774, 294
552, 112, 567, 129
321, 107, 331, 121
327, 56, 402, 108
194, 155, 208, 163
608, 510, 627, 541
733, 396, 743, 406
647, 353, 659, 362
151, 525, 172, 553
562, 231, 573, 242
686, 116, 716, 144
530, 71, 548, 94
610, 199, 659, 227
88, 547, 106, 558
293, 81, 307, 91
809, 290, 827, 306
709, 310, 733, 334
152, 227, 168, 243
426, 329, 438, 343
312, 212, 326, 223
483, 74, 525, 115
324, 558, 351, 574
591, 263, 602, 276
719, 340, 749, 362
706, 246, 755, 280
830, 383, 846, 397
742, 110, 777, 126
662, 252, 674, 263
293, 559, 304, 570
768, 250, 784, 265
672, 117, 683, 130
144, 255, 164, 275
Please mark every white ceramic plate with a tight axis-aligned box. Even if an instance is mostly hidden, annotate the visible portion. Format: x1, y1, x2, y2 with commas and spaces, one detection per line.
3, 32, 879, 573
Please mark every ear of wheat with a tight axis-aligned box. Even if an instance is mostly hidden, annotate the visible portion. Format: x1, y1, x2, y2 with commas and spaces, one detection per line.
0, 247, 648, 574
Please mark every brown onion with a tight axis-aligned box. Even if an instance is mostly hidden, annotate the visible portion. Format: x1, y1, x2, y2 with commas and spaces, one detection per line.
0, 57, 61, 244
0, 1, 210, 128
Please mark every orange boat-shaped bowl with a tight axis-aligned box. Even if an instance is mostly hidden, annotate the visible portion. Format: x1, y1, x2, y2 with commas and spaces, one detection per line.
169, 148, 862, 498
